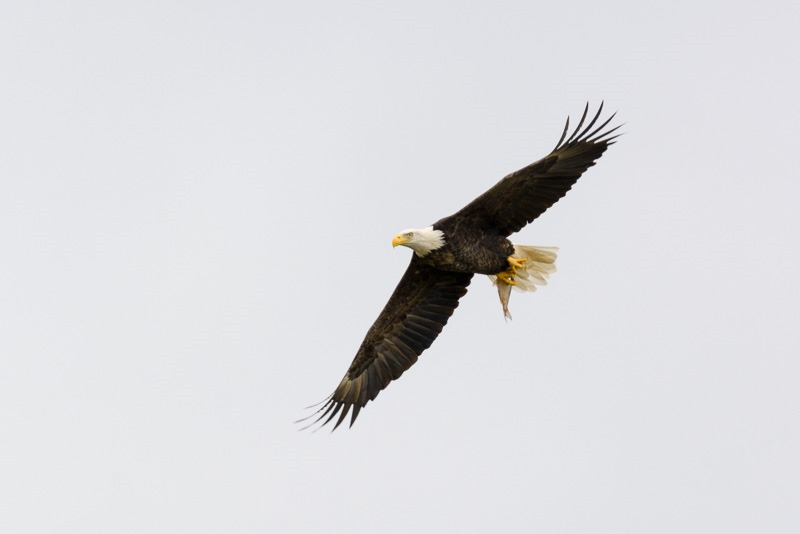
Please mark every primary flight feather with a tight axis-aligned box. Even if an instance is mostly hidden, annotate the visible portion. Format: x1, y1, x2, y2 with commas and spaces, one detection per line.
302, 103, 621, 431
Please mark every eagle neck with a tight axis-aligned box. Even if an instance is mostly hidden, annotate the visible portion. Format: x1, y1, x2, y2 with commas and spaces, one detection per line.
412, 226, 446, 257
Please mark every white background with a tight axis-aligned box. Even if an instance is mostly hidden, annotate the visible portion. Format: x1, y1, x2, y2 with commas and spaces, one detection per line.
2, 1, 798, 532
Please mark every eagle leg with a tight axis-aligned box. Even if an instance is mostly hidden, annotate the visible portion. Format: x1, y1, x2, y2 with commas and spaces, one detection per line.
506, 256, 527, 273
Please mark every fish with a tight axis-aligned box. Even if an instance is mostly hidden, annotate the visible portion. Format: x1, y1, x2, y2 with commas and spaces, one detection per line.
496, 278, 513, 321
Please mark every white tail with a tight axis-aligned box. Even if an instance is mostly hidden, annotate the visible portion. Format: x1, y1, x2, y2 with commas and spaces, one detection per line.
488, 245, 558, 292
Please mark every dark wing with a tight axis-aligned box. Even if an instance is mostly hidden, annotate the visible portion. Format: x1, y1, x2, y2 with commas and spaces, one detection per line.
450, 103, 621, 237
302, 256, 473, 431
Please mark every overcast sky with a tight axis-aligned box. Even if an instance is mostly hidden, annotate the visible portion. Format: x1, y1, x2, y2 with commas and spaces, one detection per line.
2, 1, 798, 532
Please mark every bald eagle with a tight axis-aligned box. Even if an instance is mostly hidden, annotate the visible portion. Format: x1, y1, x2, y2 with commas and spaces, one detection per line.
302, 104, 621, 430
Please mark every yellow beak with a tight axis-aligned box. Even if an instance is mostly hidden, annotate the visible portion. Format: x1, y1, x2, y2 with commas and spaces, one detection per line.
392, 234, 408, 248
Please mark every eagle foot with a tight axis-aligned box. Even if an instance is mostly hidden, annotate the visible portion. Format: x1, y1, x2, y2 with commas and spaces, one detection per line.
496, 270, 516, 285
506, 256, 527, 275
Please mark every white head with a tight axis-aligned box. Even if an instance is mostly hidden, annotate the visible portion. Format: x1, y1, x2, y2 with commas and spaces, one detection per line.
391, 226, 446, 257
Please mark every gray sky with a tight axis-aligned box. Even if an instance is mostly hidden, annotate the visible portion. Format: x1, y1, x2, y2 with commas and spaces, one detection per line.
2, 1, 798, 532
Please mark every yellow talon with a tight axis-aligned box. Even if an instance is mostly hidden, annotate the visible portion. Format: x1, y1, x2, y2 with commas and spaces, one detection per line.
496, 271, 516, 285
507, 256, 527, 274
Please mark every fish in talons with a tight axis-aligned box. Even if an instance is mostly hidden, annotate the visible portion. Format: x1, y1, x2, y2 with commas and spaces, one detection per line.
488, 245, 559, 321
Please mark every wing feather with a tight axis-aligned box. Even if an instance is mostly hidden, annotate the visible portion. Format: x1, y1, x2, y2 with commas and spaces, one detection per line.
450, 103, 621, 236
304, 257, 472, 430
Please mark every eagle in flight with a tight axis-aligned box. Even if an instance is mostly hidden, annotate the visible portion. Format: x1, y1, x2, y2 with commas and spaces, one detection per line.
301, 103, 621, 430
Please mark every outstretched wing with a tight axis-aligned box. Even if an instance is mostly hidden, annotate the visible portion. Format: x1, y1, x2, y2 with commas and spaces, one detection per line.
302, 257, 473, 431
451, 103, 621, 237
